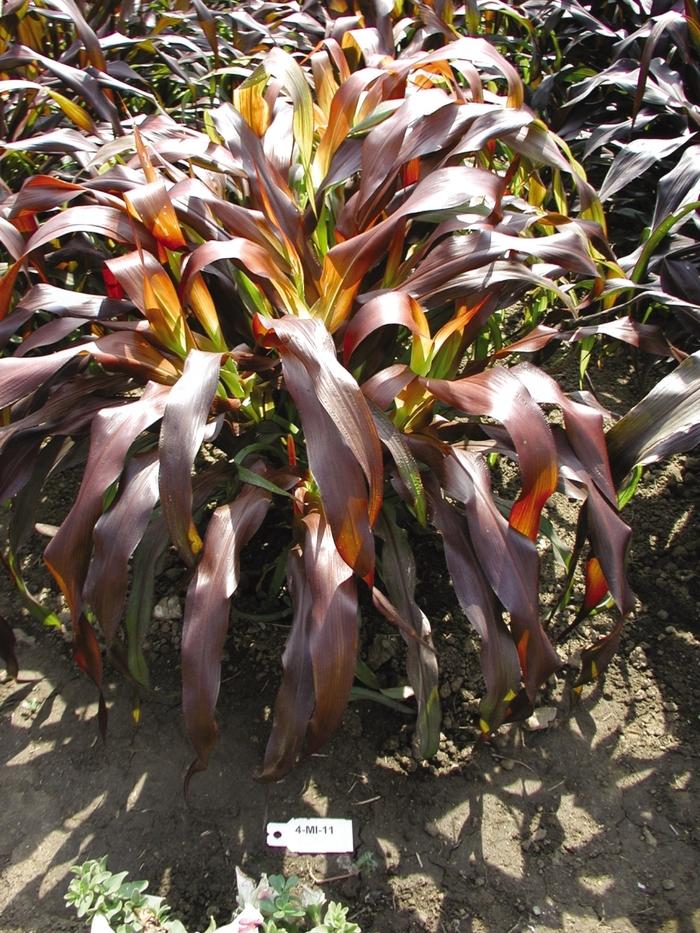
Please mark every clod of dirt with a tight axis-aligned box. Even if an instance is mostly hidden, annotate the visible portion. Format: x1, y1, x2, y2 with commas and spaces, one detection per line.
153, 596, 183, 621
522, 706, 558, 731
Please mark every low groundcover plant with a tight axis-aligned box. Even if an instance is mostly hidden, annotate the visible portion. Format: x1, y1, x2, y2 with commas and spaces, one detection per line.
66, 859, 361, 933
1, 6, 699, 781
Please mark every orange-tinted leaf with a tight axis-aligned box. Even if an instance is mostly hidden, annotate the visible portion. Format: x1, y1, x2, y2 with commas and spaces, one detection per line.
318, 165, 504, 330
124, 181, 187, 251
186, 274, 225, 349
90, 332, 181, 384
415, 36, 524, 108
193, 0, 219, 64
8, 174, 84, 219
181, 238, 299, 315
583, 556, 608, 612
425, 368, 558, 541
106, 251, 191, 353
234, 64, 271, 137
0, 260, 22, 321
73, 613, 107, 738
442, 449, 562, 701
512, 362, 616, 505
555, 438, 634, 617
575, 619, 623, 689
313, 68, 386, 185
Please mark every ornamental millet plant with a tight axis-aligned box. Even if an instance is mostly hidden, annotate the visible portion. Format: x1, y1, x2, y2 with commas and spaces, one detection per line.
0, 26, 671, 782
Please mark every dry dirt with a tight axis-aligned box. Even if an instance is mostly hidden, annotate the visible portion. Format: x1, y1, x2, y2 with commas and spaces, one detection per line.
1, 353, 699, 933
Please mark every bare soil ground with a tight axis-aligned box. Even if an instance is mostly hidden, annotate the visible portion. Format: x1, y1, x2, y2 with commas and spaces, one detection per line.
1, 352, 699, 933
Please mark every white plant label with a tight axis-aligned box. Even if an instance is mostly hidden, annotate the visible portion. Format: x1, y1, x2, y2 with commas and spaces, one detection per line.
266, 818, 354, 854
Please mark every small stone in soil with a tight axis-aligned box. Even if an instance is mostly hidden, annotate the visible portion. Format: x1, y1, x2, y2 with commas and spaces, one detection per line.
662, 879, 675, 891
523, 706, 557, 731
153, 596, 182, 621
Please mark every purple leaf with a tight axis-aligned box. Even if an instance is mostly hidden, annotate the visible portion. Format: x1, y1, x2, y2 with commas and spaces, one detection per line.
25, 206, 155, 255
84, 449, 161, 645
302, 510, 358, 753
510, 362, 616, 505
607, 349, 700, 482
159, 350, 222, 567
375, 510, 440, 755
425, 368, 558, 541
254, 314, 382, 584
0, 344, 93, 409
599, 135, 690, 202
425, 475, 522, 731
652, 144, 700, 228
183, 481, 271, 782
555, 430, 634, 616
45, 385, 170, 625
259, 549, 314, 780
443, 449, 562, 700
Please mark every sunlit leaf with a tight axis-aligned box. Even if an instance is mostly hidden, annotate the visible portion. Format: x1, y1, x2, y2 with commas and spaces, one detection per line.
607, 350, 700, 483
159, 350, 222, 566
254, 314, 382, 584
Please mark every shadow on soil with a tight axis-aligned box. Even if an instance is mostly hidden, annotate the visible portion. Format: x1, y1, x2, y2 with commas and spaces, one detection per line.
1, 624, 699, 933
1, 450, 699, 933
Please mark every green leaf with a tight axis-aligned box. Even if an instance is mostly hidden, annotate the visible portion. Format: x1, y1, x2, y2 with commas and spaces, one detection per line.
349, 686, 413, 715
265, 48, 314, 186
236, 465, 293, 499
